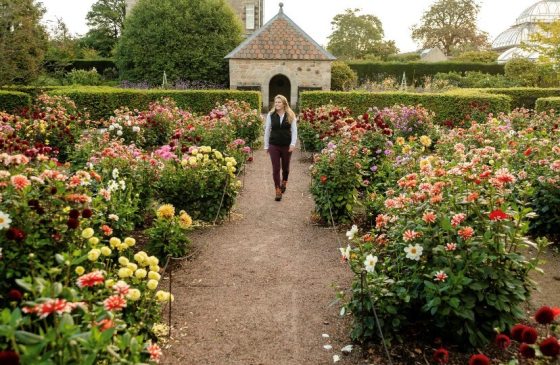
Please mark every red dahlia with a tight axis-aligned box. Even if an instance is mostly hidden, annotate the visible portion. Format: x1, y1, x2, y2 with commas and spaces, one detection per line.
521, 327, 539, 344
468, 353, 490, 365
519, 343, 536, 358
510, 324, 527, 342
534, 306, 555, 325
539, 337, 560, 357
432, 348, 449, 364
0, 350, 19, 365
489, 209, 509, 221
495, 334, 511, 350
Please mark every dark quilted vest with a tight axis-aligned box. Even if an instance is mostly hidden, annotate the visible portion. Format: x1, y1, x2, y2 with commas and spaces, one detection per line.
269, 112, 291, 146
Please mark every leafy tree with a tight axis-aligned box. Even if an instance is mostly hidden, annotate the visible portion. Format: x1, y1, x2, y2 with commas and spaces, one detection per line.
115, 0, 243, 85
0, 0, 47, 84
82, 0, 125, 57
527, 20, 560, 66
46, 18, 82, 60
327, 8, 398, 60
411, 0, 488, 55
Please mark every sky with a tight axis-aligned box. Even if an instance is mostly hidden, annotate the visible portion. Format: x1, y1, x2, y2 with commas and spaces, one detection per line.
40, 0, 539, 52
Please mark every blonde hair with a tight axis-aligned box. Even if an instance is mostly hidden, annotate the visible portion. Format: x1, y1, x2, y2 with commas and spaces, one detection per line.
270, 95, 296, 124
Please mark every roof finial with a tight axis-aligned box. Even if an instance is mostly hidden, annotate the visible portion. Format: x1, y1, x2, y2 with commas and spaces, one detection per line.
279, 2, 284, 13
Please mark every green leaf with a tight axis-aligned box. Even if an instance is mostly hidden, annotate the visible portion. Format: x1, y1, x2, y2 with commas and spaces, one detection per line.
15, 330, 44, 345
15, 279, 33, 293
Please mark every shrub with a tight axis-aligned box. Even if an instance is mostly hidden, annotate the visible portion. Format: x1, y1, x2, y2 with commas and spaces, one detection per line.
331, 61, 358, 91
505, 58, 539, 87
535, 96, 560, 113
155, 146, 240, 222
347, 61, 504, 85
47, 87, 261, 120
483, 88, 560, 109
0, 91, 31, 113
453, 50, 498, 63
299, 90, 511, 124
145, 204, 192, 260
66, 68, 102, 86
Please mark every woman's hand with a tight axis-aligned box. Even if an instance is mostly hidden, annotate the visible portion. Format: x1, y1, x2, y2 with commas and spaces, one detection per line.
289, 146, 295, 153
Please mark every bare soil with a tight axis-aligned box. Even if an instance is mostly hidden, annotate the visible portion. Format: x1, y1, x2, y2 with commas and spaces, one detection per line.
161, 148, 560, 365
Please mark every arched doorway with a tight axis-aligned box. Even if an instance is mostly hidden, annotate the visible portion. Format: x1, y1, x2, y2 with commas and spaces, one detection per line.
268, 74, 291, 108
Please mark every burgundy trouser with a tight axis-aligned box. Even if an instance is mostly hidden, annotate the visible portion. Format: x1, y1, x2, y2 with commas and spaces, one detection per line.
268, 144, 292, 188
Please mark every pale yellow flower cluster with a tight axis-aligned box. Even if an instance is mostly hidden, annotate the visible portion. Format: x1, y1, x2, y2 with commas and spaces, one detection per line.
156, 204, 175, 219
178, 210, 192, 229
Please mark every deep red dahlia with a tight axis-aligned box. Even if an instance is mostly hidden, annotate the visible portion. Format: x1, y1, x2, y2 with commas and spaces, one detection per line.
539, 337, 560, 357
495, 334, 511, 350
535, 306, 555, 325
433, 348, 449, 364
521, 327, 539, 344
69, 209, 80, 219
510, 324, 528, 342
468, 353, 490, 365
6, 227, 26, 242
81, 208, 93, 218
489, 209, 509, 221
519, 343, 535, 358
7, 289, 22, 301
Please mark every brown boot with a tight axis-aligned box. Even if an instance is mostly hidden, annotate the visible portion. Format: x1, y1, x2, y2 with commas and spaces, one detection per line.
280, 180, 287, 193
275, 187, 282, 201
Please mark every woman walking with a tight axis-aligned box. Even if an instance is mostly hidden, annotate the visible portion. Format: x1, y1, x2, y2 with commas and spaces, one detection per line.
264, 95, 298, 201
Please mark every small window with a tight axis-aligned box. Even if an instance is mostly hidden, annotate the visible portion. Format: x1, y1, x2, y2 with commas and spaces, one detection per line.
245, 4, 255, 30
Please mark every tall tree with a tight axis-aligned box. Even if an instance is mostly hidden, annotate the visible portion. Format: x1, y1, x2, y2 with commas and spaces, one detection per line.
327, 8, 398, 60
82, 0, 125, 57
411, 0, 488, 55
115, 0, 243, 85
0, 0, 47, 84
46, 18, 81, 60
526, 20, 560, 66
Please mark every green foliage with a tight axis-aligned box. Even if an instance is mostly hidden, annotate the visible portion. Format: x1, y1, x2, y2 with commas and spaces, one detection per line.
115, 0, 243, 85
535, 96, 560, 112
411, 0, 488, 55
83, 0, 125, 57
327, 8, 397, 60
386, 53, 421, 62
45, 19, 83, 60
0, 91, 31, 113
526, 19, 560, 67
347, 61, 504, 85
434, 71, 517, 88
483, 88, 560, 109
504, 58, 539, 87
66, 68, 102, 86
0, 0, 48, 85
46, 87, 261, 120
299, 90, 511, 123
331, 61, 358, 91
145, 206, 191, 261
44, 59, 117, 76
155, 147, 240, 222
453, 50, 498, 63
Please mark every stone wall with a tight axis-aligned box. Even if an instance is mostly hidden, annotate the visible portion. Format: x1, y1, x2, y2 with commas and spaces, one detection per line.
229, 59, 332, 108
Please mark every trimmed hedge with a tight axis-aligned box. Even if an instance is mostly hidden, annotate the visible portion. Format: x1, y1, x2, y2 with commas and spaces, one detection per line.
0, 85, 65, 98
347, 61, 505, 84
482, 88, 560, 109
44, 59, 117, 74
0, 90, 32, 113
47, 87, 261, 120
299, 90, 511, 123
535, 97, 560, 113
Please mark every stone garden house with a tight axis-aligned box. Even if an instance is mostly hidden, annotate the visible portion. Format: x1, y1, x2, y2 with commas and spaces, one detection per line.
225, 3, 336, 110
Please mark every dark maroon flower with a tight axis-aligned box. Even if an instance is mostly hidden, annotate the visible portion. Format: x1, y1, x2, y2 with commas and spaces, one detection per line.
510, 324, 527, 342
6, 227, 26, 242
535, 306, 555, 325
521, 327, 539, 344
81, 209, 93, 218
8, 289, 22, 301
52, 232, 62, 241
468, 354, 490, 365
66, 218, 79, 229
69, 209, 80, 219
0, 350, 19, 365
539, 337, 560, 357
495, 334, 511, 350
27, 199, 39, 207
519, 343, 536, 358
433, 348, 449, 364
50, 187, 57, 195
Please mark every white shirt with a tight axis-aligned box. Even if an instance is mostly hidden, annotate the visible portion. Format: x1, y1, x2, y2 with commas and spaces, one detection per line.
263, 112, 298, 150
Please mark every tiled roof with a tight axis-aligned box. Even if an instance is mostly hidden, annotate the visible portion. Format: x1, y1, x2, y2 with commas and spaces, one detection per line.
225, 6, 335, 61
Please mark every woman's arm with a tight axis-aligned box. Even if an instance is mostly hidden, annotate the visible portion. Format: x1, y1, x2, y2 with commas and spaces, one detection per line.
289, 118, 297, 151
264, 113, 272, 150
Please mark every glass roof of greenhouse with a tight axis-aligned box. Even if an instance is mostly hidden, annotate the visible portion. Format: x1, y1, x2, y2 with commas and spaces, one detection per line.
492, 0, 560, 51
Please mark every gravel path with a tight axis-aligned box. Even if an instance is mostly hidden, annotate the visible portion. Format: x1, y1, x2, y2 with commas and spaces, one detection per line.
162, 148, 364, 365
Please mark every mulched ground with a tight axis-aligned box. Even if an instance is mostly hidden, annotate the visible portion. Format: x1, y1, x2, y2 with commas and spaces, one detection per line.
159, 148, 560, 365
